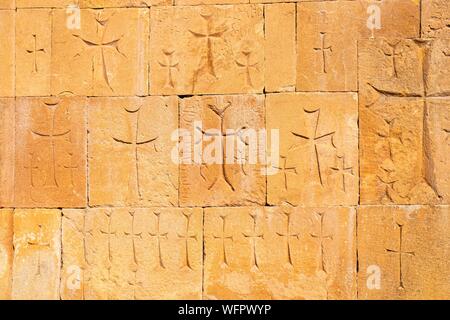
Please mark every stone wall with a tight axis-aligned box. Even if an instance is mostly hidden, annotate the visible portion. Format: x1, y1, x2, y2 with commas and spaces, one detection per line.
0, 0, 449, 299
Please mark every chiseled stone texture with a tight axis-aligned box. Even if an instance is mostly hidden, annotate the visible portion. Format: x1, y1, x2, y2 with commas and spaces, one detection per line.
264, 3, 296, 92
15, 9, 52, 97
359, 39, 450, 204
204, 206, 356, 299
179, 95, 265, 207
358, 205, 450, 300
297, 0, 419, 92
14, 97, 87, 208
52, 8, 149, 96
88, 96, 178, 207
0, 10, 15, 97
422, 0, 450, 39
150, 5, 264, 95
0, 99, 15, 207
12, 209, 61, 300
0, 210, 13, 300
61, 208, 203, 300
266, 93, 359, 206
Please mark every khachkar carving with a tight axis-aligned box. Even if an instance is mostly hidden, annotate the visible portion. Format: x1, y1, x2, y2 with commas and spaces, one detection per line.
180, 95, 265, 207
15, 98, 86, 207
73, 12, 126, 93
52, 8, 148, 96
112, 107, 159, 202
386, 222, 415, 290
88, 97, 178, 207
359, 39, 450, 204
313, 32, 332, 74
358, 206, 450, 300
266, 93, 358, 206
150, 5, 264, 95
26, 34, 46, 74
61, 208, 202, 300
276, 207, 299, 267
242, 213, 264, 270
310, 212, 334, 274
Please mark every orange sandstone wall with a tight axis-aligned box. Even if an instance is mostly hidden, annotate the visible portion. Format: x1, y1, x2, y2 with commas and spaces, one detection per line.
0, 0, 449, 300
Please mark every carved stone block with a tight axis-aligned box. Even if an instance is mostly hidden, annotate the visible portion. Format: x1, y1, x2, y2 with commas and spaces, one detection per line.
358, 205, 450, 299
150, 5, 264, 95
179, 94, 266, 207
52, 8, 149, 96
204, 206, 356, 299
88, 96, 178, 207
61, 208, 203, 300
12, 209, 61, 300
14, 97, 87, 207
266, 93, 359, 206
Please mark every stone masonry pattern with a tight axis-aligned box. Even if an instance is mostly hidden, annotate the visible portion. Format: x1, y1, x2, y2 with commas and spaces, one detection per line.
0, 0, 449, 300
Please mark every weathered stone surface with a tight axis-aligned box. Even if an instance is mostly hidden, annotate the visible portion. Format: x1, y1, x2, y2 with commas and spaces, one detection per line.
359, 39, 449, 204
150, 5, 264, 95
204, 206, 356, 299
266, 93, 359, 206
358, 205, 450, 299
422, 0, 450, 38
0, 0, 15, 9
16, 0, 75, 7
80, 0, 170, 7
88, 96, 178, 207
16, 9, 52, 97
0, 210, 13, 300
0, 99, 15, 207
265, 3, 296, 92
52, 8, 149, 96
297, 0, 419, 92
179, 95, 265, 207
61, 208, 203, 300
12, 209, 61, 300
14, 97, 87, 207
0, 10, 15, 97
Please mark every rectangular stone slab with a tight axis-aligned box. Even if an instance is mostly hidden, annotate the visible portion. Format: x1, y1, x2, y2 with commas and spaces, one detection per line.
14, 97, 87, 207
12, 209, 61, 300
149, 5, 264, 95
61, 208, 203, 300
15, 9, 52, 97
358, 205, 450, 299
88, 96, 178, 207
179, 94, 266, 207
264, 3, 296, 92
204, 206, 356, 299
359, 39, 449, 205
266, 93, 359, 206
51, 8, 149, 96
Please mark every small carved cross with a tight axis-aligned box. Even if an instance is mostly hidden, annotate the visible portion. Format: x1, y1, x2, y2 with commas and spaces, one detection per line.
212, 214, 234, 267
314, 32, 332, 74
276, 210, 300, 267
27, 224, 51, 276
26, 34, 46, 73
149, 211, 169, 269
242, 213, 264, 269
310, 212, 333, 273
124, 210, 143, 266
386, 223, 415, 289
177, 211, 198, 270
330, 155, 354, 192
